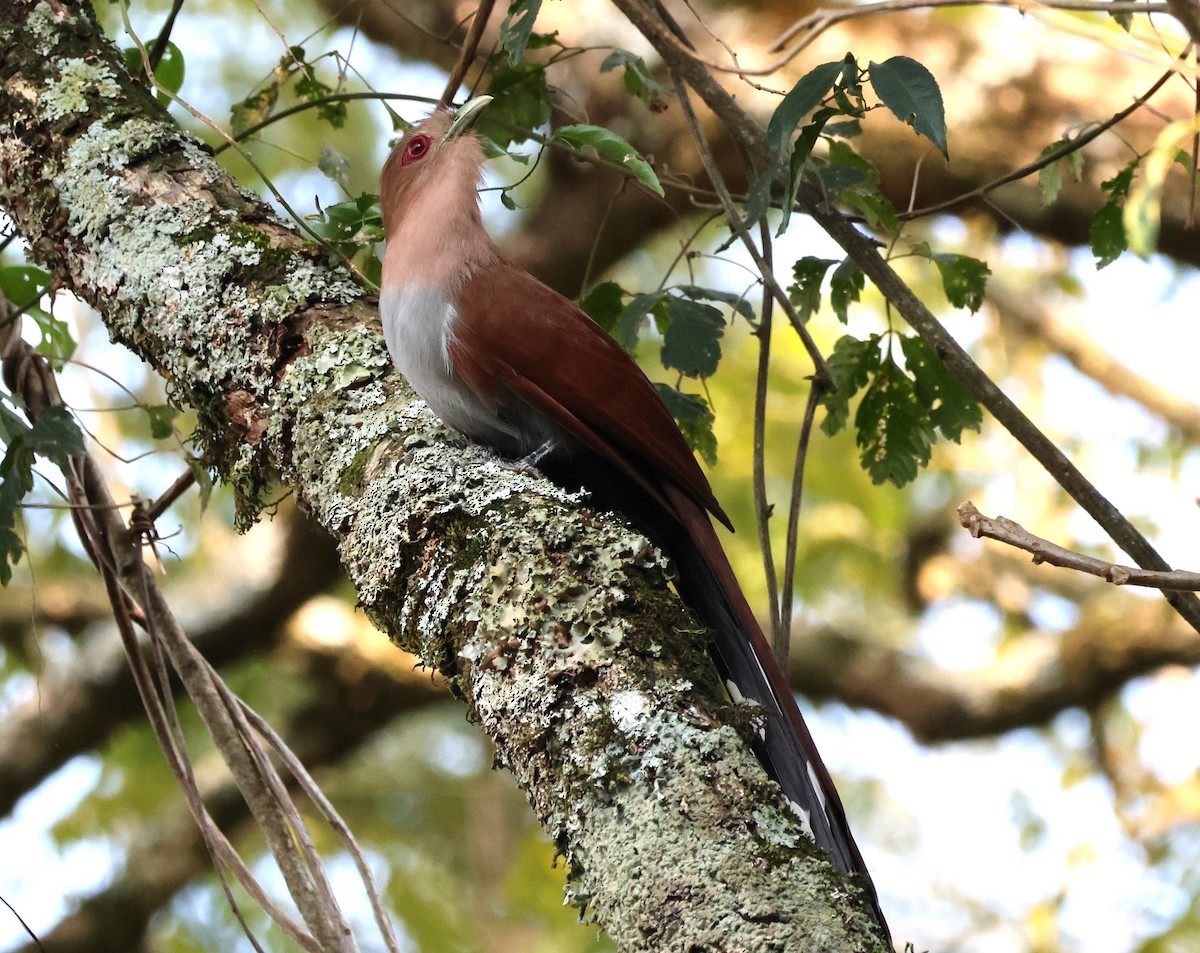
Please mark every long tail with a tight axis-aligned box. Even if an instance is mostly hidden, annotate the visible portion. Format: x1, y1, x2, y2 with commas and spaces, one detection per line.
661, 484, 891, 941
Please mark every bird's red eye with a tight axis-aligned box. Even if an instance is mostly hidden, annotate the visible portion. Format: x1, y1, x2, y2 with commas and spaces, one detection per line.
402, 134, 432, 166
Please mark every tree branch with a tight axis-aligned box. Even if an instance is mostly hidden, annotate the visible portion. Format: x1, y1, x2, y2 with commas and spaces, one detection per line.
958, 501, 1200, 590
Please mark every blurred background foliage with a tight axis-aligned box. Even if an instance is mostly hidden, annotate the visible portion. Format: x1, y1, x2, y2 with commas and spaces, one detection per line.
3, 0, 1200, 951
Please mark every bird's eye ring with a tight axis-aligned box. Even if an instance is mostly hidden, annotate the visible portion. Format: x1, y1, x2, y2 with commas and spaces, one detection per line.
401, 134, 432, 166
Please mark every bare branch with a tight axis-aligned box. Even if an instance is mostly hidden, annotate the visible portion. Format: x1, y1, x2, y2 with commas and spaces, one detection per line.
958, 501, 1200, 590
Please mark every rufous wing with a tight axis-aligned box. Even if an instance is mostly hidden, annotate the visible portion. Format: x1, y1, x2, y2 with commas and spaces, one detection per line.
450, 258, 731, 531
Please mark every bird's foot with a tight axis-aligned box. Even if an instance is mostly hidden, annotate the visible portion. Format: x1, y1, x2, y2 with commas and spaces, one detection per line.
498, 439, 553, 478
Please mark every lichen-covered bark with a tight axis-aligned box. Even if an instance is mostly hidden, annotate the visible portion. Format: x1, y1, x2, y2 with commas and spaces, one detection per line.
0, 3, 885, 950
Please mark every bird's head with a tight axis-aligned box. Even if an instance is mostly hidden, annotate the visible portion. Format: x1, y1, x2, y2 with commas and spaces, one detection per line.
380, 96, 493, 240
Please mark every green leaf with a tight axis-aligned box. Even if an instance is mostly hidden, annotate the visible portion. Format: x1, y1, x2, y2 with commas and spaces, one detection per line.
294, 64, 345, 130
580, 281, 625, 333
766, 60, 842, 157
1108, 0, 1133, 30
1038, 148, 1064, 206
855, 357, 933, 486
788, 257, 837, 322
1037, 139, 1087, 205
1090, 201, 1127, 268
654, 385, 717, 466
25, 406, 85, 469
616, 293, 660, 350
829, 259, 864, 323
0, 264, 50, 309
554, 124, 663, 196
600, 50, 672, 111
899, 335, 982, 442
909, 243, 990, 312
868, 56, 948, 158
122, 39, 186, 106
144, 403, 180, 440
659, 297, 725, 378
932, 254, 990, 312
499, 0, 543, 65
675, 285, 755, 322
231, 85, 279, 138
479, 63, 552, 147
153, 40, 186, 96
186, 456, 214, 511
820, 333, 882, 436
306, 194, 384, 256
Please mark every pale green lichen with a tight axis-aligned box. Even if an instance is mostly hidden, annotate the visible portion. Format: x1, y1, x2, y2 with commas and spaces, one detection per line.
40, 59, 122, 121
23, 2, 65, 54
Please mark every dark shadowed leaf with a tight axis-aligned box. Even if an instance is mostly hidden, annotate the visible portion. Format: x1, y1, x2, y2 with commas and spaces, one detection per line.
655, 385, 718, 465
868, 56, 948, 158
660, 298, 725, 378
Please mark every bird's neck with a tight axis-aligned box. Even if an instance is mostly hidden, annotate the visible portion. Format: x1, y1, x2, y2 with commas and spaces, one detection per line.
381, 156, 498, 295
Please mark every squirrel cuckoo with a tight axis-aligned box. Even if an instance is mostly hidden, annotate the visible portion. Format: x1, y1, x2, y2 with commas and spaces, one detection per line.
379, 96, 888, 937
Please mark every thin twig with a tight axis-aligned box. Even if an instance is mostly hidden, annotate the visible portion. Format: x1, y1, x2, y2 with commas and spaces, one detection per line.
958, 501, 1200, 590
780, 384, 823, 641
751, 217, 784, 659
904, 61, 1182, 220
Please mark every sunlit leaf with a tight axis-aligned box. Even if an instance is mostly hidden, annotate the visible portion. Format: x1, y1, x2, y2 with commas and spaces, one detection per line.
554, 124, 663, 196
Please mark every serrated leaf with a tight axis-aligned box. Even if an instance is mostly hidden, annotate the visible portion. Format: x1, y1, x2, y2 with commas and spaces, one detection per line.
899, 335, 982, 442
1038, 145, 1064, 206
580, 281, 625, 333
855, 358, 933, 486
868, 56, 948, 158
820, 334, 882, 436
654, 385, 717, 465
675, 285, 755, 322
766, 60, 842, 157
830, 259, 864, 323
318, 142, 350, 189
788, 257, 837, 322
660, 297, 725, 378
1102, 162, 1136, 201
931, 253, 990, 312
1090, 201, 1127, 269
479, 63, 551, 147
555, 124, 663, 195
616, 293, 660, 350
840, 187, 899, 233
499, 0, 542, 65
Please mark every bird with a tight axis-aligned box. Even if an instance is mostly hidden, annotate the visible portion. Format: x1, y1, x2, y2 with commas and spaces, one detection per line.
379, 95, 889, 939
